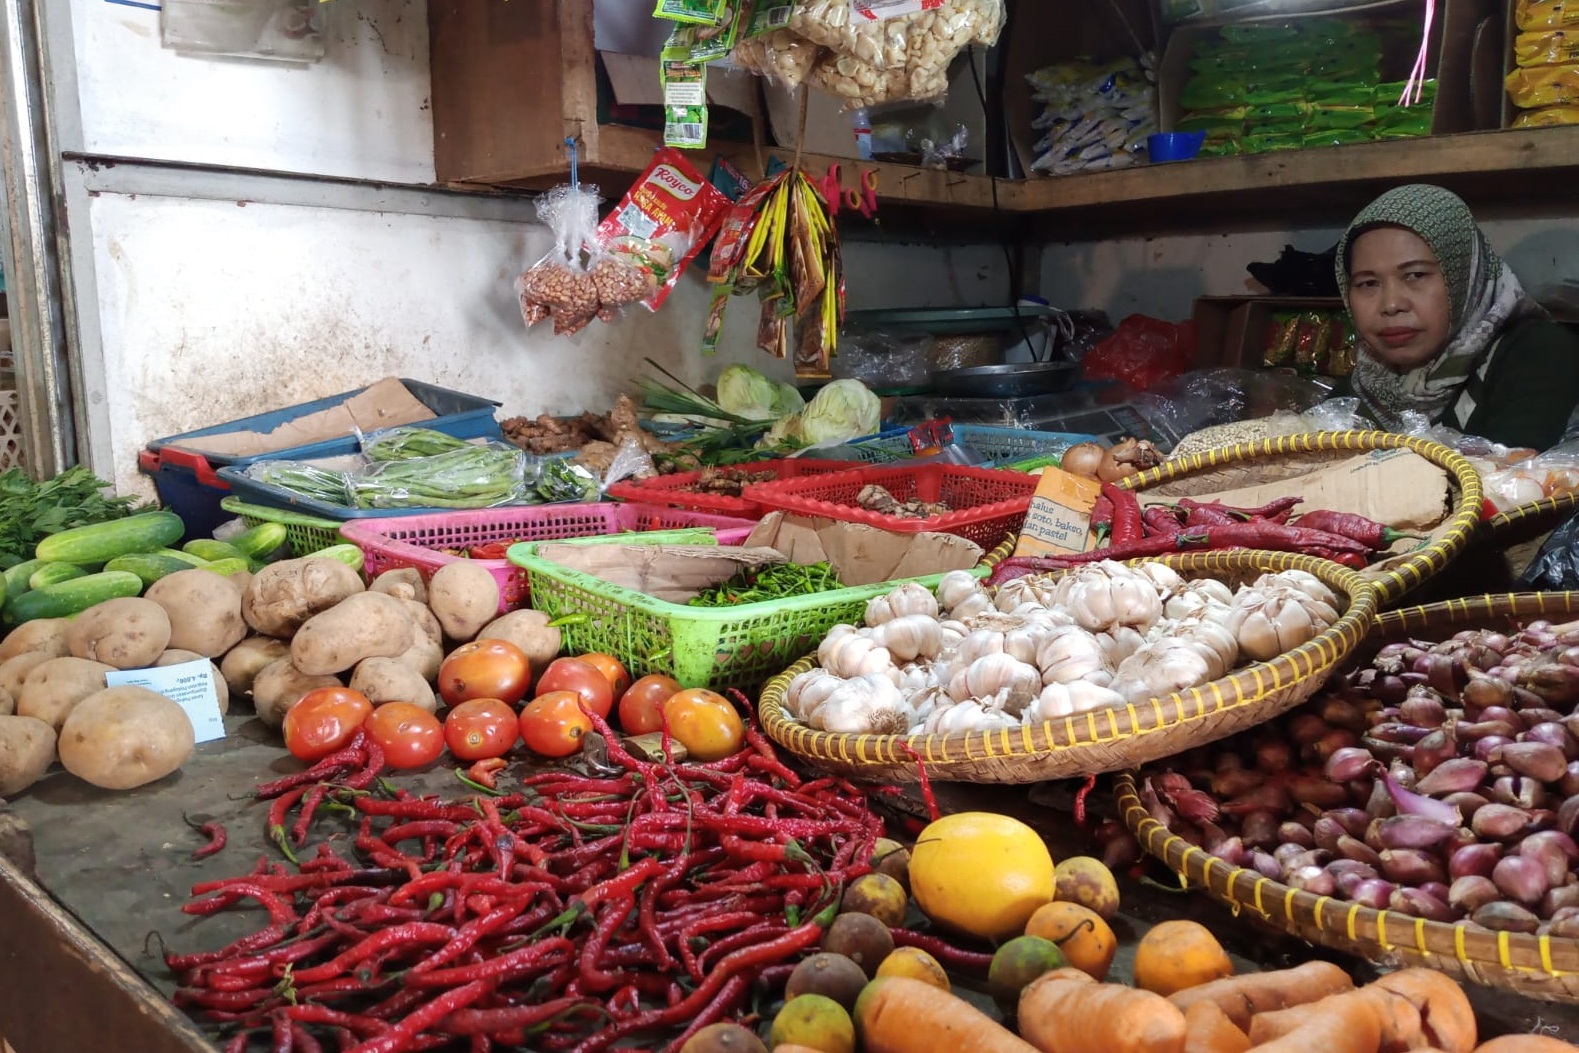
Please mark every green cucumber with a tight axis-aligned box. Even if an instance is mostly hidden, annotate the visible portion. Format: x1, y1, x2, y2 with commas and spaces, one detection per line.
199, 558, 251, 579
4, 570, 144, 624
183, 538, 247, 563
105, 552, 200, 587
156, 548, 210, 567
29, 563, 88, 590
311, 544, 365, 573
3, 559, 47, 599
228, 522, 289, 562
35, 510, 184, 564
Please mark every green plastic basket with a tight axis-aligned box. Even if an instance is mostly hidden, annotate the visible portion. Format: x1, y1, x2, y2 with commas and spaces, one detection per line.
220, 496, 346, 556
508, 535, 1001, 691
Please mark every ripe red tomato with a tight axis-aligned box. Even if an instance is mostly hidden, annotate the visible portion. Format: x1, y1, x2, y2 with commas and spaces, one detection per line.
282, 688, 373, 762
364, 702, 446, 770
535, 657, 615, 719
618, 674, 682, 735
580, 652, 633, 702
518, 691, 593, 758
662, 688, 745, 762
439, 639, 532, 707
443, 698, 520, 762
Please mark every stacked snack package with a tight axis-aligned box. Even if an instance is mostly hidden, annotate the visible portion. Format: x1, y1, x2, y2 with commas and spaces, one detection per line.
1261, 309, 1357, 378
1506, 0, 1579, 127
1025, 55, 1158, 176
1174, 18, 1433, 157
730, 0, 1004, 109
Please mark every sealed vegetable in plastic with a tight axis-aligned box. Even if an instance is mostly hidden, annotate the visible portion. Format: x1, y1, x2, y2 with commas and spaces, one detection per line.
243, 459, 353, 506
359, 425, 472, 462
540, 436, 658, 503
347, 442, 529, 510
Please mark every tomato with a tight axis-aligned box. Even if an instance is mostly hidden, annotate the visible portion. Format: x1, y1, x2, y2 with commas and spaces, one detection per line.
364, 702, 446, 770
618, 674, 682, 735
580, 653, 633, 702
282, 688, 373, 762
518, 691, 593, 758
443, 698, 520, 762
662, 688, 745, 762
535, 657, 615, 719
439, 639, 531, 707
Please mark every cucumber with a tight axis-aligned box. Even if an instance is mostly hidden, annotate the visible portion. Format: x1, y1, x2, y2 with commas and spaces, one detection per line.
4, 570, 144, 624
29, 563, 88, 590
311, 544, 365, 573
3, 559, 47, 599
183, 538, 248, 563
105, 552, 200, 587
35, 510, 184, 564
156, 548, 210, 568
198, 557, 251, 579
228, 522, 289, 562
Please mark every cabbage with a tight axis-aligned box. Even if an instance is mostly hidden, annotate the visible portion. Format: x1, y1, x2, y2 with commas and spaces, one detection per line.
800, 380, 881, 445
773, 383, 806, 417
757, 414, 804, 449
716, 365, 780, 421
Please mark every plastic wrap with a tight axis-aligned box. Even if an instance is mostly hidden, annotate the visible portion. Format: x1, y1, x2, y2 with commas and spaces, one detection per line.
1513, 104, 1579, 126
346, 442, 530, 510
1027, 55, 1157, 176
1517, 504, 1579, 589
1517, 0, 1579, 31
1080, 314, 1197, 391
515, 184, 622, 337
831, 328, 934, 387
1507, 64, 1579, 108
1456, 439, 1579, 512
732, 28, 824, 88
1141, 369, 1337, 454
1515, 30, 1579, 67
795, 0, 1004, 109
539, 436, 658, 503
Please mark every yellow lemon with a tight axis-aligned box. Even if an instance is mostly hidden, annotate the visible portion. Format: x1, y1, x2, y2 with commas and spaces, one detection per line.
907, 812, 1054, 941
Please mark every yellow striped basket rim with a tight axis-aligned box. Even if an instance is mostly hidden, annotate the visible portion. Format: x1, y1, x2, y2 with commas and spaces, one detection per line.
1480, 492, 1579, 538
759, 550, 1377, 785
1126, 430, 1483, 607
1115, 591, 1579, 1002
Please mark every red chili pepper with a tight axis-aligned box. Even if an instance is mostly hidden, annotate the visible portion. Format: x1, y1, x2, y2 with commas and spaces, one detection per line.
439, 998, 602, 1037
1188, 520, 1370, 554
466, 757, 509, 791
291, 783, 332, 847
1141, 504, 1184, 538
889, 927, 995, 973
896, 743, 940, 823
1072, 773, 1097, 825
988, 533, 1210, 583
1100, 482, 1143, 546
185, 815, 228, 860
1176, 497, 1239, 528
285, 923, 455, 985
1292, 508, 1423, 549
255, 732, 370, 799
1208, 495, 1304, 520
266, 786, 309, 863
664, 974, 751, 1052
468, 542, 511, 560
1088, 493, 1114, 542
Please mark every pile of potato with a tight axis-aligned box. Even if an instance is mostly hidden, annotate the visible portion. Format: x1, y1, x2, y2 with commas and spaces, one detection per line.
0, 556, 562, 799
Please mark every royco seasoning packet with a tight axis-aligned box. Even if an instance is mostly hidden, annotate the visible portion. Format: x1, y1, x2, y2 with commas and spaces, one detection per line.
595, 149, 729, 312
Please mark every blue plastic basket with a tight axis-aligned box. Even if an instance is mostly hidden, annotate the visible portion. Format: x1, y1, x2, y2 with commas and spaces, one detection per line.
845, 425, 1098, 468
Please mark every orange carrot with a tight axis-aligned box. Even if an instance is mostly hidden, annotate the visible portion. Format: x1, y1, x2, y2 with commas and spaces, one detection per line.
1183, 1000, 1251, 1053
1249, 987, 1419, 1053
1373, 969, 1478, 1053
1474, 1037, 1579, 1053
1244, 989, 1384, 1053
1168, 961, 1354, 1031
1017, 969, 1187, 1053
854, 977, 1040, 1053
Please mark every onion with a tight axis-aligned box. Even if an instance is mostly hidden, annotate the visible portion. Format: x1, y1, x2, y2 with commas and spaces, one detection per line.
1096, 447, 1138, 484
1060, 442, 1104, 479
1095, 436, 1163, 484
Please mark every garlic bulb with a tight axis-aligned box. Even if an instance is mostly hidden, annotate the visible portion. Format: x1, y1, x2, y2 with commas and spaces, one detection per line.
1133, 561, 1185, 596
814, 673, 914, 735
909, 684, 948, 728
896, 660, 940, 697
1227, 585, 1339, 662
784, 668, 845, 725
1026, 679, 1126, 723
995, 576, 1058, 614
868, 614, 945, 662
1163, 579, 1236, 622
936, 570, 985, 614
938, 620, 969, 652
1037, 625, 1111, 686
1097, 626, 1146, 667
865, 582, 939, 627
1001, 625, 1042, 666
1173, 618, 1239, 680
1053, 561, 1163, 633
818, 625, 898, 681
1111, 638, 1215, 703
956, 628, 1005, 667
949, 591, 993, 622
1254, 569, 1339, 610
947, 653, 1042, 714
923, 699, 1020, 735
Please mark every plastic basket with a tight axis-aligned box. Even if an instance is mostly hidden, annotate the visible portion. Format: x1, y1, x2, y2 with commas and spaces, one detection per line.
604, 459, 856, 517
743, 463, 1037, 549
846, 426, 1098, 467
339, 504, 760, 614
219, 497, 345, 556
508, 535, 1007, 691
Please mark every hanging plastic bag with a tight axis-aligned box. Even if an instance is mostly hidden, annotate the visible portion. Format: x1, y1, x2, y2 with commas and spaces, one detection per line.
515, 183, 641, 337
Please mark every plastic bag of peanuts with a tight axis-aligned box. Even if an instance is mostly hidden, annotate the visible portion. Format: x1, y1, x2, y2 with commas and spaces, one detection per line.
514, 183, 647, 337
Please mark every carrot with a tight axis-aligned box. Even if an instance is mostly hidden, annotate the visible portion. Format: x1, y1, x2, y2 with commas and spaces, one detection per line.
854, 977, 1040, 1053
1168, 961, 1354, 1031
1017, 969, 1187, 1053
1244, 989, 1384, 1053
1249, 987, 1420, 1053
1373, 969, 1478, 1053
1183, 1000, 1251, 1053
1474, 1037, 1579, 1053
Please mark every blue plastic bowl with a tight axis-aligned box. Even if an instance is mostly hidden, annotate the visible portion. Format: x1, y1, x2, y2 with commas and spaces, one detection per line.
1148, 131, 1206, 163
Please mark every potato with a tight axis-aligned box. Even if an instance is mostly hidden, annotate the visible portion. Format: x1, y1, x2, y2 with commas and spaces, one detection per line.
479, 610, 562, 679
428, 562, 500, 642
371, 568, 428, 604
0, 685, 13, 717
251, 658, 341, 728
65, 597, 172, 670
16, 657, 116, 731
392, 634, 444, 683
291, 592, 416, 676
0, 618, 72, 662
0, 715, 56, 797
0, 652, 52, 700
58, 686, 194, 790
399, 599, 442, 646
243, 557, 365, 639
145, 569, 248, 658
156, 649, 230, 716
220, 637, 291, 700
349, 657, 437, 713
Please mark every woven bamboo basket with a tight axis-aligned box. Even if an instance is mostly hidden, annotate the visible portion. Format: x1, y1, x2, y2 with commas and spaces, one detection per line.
1117, 590, 1579, 1002
758, 550, 1377, 784
1131, 430, 1483, 607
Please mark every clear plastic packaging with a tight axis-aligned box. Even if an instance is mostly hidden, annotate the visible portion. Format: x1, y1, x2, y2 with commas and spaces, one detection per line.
346, 442, 531, 510
515, 183, 648, 337
594, 149, 730, 312
1028, 55, 1157, 176
732, 28, 824, 88
831, 328, 934, 387
795, 0, 1004, 109
1138, 369, 1337, 454
539, 435, 659, 503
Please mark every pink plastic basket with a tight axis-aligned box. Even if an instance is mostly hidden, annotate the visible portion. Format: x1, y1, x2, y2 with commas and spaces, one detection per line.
605, 459, 856, 516
338, 503, 759, 614
742, 463, 1037, 549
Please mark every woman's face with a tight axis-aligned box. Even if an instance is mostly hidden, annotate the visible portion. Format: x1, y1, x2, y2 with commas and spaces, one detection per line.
1347, 226, 1453, 371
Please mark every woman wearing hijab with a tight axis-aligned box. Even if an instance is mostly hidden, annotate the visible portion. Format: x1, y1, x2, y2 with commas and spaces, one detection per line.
1335, 183, 1579, 451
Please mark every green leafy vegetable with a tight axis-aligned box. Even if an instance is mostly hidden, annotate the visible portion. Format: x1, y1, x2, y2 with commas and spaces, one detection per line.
0, 466, 146, 569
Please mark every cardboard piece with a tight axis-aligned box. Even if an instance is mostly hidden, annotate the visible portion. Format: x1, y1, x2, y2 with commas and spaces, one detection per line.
535, 543, 788, 603
602, 52, 759, 116
171, 378, 437, 459
1013, 467, 1103, 559
745, 512, 984, 586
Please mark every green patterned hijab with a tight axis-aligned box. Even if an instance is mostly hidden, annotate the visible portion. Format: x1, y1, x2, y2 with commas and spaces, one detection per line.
1336, 184, 1542, 432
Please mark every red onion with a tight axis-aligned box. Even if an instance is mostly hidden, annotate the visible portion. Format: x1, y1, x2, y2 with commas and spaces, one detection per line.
1373, 675, 1409, 706
1560, 764, 1579, 799
1324, 747, 1376, 783
1249, 851, 1281, 878
1410, 728, 1458, 776
1419, 880, 1452, 905
1546, 888, 1579, 918
1277, 821, 1315, 849
1494, 855, 1552, 904
1389, 886, 1456, 922
1312, 816, 1345, 853
1491, 775, 1549, 811
1448, 874, 1501, 913
1472, 735, 1514, 762
1379, 848, 1446, 886
1375, 764, 1462, 825
1286, 774, 1349, 809
1222, 782, 1292, 816
1523, 664, 1579, 705
1442, 791, 1490, 819
1318, 697, 1371, 732
1449, 841, 1502, 879
1557, 794, 1579, 837
1519, 830, 1579, 886
1253, 738, 1295, 773
1214, 836, 1249, 868
1473, 901, 1541, 933
1211, 767, 1264, 798
1501, 741, 1569, 783
1546, 909, 1579, 938
1521, 710, 1569, 733
1336, 835, 1383, 868
1375, 814, 1459, 850
1350, 878, 1394, 909
1368, 722, 1431, 745
1412, 758, 1489, 796
1366, 780, 1397, 819
1325, 807, 1373, 839
1273, 843, 1310, 868
1462, 671, 1514, 711
1471, 803, 1535, 841
1239, 809, 1280, 848
1460, 719, 1520, 743
1289, 865, 1336, 895
1399, 693, 1448, 728
1287, 713, 1331, 746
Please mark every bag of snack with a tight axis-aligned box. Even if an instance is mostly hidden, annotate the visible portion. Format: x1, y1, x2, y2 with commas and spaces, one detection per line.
594, 148, 730, 312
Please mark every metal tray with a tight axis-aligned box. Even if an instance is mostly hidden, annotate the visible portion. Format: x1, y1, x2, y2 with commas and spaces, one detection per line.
931, 361, 1080, 399
843, 305, 1060, 336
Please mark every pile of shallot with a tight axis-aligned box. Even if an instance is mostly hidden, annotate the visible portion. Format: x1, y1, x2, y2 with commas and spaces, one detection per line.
780, 561, 1341, 737
1136, 617, 1579, 938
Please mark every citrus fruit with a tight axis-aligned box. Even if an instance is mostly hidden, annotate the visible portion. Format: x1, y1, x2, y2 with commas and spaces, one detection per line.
987, 935, 1067, 1003
1132, 919, 1233, 996
677, 1023, 767, 1053
875, 947, 950, 991
1053, 855, 1121, 920
840, 873, 908, 927
908, 811, 1055, 940
820, 912, 894, 978
1025, 901, 1117, 981
769, 994, 855, 1053
785, 953, 869, 1009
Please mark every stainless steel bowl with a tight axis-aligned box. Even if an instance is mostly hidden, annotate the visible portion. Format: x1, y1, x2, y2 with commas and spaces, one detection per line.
930, 361, 1080, 399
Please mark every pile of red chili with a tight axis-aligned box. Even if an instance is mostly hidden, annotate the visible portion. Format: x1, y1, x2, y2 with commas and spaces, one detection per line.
989, 485, 1424, 584
165, 709, 889, 1053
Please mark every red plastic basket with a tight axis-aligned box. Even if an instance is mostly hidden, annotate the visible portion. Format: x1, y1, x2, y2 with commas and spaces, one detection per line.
338, 503, 759, 615
742, 463, 1038, 548
604, 458, 857, 516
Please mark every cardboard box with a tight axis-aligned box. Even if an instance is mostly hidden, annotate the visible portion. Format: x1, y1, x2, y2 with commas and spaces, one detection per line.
1191, 296, 1346, 370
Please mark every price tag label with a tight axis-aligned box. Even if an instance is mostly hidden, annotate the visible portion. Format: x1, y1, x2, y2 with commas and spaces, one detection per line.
105, 659, 226, 744
1013, 466, 1103, 559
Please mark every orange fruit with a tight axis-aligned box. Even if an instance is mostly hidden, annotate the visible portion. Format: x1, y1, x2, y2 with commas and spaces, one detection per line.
1132, 919, 1233, 996
874, 947, 950, 991
907, 812, 1054, 941
1024, 902, 1117, 981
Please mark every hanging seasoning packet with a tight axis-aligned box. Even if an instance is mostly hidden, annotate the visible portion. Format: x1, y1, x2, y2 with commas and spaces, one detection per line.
689, 2, 747, 62
661, 27, 709, 149
653, 0, 730, 24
